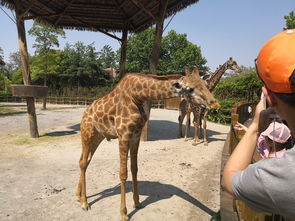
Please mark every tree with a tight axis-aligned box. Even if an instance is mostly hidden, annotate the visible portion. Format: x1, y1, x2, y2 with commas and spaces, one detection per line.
0, 47, 9, 92
214, 66, 263, 101
124, 28, 208, 74
125, 28, 155, 73
0, 47, 4, 64
159, 30, 208, 74
28, 21, 65, 108
98, 45, 118, 69
284, 11, 295, 29
28, 22, 65, 86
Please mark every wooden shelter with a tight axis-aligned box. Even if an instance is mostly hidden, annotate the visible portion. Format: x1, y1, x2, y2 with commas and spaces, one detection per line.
0, 0, 199, 138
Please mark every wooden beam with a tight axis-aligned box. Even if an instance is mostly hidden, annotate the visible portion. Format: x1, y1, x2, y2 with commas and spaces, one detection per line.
54, 0, 75, 25
24, 0, 123, 42
20, 4, 34, 18
112, 0, 135, 30
24, 13, 60, 20
130, 0, 160, 23
129, 1, 154, 21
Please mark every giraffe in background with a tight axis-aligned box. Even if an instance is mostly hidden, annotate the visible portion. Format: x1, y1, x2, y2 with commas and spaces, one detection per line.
179, 57, 241, 145
76, 67, 220, 221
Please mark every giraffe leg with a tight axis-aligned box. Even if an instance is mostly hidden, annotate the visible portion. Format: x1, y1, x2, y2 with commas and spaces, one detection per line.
178, 114, 184, 137
119, 138, 130, 221
184, 112, 190, 141
203, 112, 208, 146
178, 107, 186, 138
130, 134, 142, 209
193, 120, 200, 146
77, 129, 104, 210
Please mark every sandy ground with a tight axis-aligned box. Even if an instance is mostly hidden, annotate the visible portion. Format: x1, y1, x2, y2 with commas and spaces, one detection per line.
0, 102, 229, 221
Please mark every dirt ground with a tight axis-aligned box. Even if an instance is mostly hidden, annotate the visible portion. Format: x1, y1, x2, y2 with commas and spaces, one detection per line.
0, 102, 229, 221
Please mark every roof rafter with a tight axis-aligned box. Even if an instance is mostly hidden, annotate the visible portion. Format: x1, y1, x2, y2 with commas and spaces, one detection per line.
26, 0, 122, 41
130, 0, 160, 23
112, 0, 135, 30
54, 0, 75, 25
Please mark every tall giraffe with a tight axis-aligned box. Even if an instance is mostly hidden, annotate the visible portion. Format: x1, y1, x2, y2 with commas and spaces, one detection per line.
77, 67, 220, 221
178, 57, 241, 145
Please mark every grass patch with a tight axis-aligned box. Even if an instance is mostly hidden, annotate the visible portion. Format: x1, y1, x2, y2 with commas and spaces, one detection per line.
0, 108, 26, 116
7, 134, 59, 146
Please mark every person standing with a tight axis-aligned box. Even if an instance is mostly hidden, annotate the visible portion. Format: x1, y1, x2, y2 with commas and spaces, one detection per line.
222, 29, 295, 219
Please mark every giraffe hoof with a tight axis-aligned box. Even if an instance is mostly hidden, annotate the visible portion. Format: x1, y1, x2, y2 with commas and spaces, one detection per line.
204, 142, 208, 146
184, 138, 189, 142
81, 202, 90, 211
121, 214, 129, 221
134, 202, 142, 209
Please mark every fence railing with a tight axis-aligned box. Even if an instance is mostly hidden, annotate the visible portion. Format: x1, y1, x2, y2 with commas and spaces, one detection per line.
220, 101, 285, 221
0, 96, 166, 108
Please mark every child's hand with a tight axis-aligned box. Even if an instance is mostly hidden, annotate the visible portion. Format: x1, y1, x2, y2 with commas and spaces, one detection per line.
234, 122, 248, 132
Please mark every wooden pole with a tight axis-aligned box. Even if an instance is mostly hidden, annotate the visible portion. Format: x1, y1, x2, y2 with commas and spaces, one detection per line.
141, 0, 168, 141
119, 25, 128, 79
15, 0, 39, 138
149, 21, 164, 75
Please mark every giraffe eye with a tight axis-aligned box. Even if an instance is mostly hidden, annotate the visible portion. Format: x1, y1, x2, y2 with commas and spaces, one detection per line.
187, 88, 194, 93
173, 82, 181, 89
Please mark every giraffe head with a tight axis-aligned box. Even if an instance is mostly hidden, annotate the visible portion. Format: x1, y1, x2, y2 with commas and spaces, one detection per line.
226, 57, 242, 72
173, 67, 220, 109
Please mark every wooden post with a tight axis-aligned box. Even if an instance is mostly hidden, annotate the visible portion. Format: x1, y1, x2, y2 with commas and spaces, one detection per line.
15, 0, 39, 138
141, 0, 168, 141
119, 25, 128, 79
149, 0, 168, 74
149, 21, 164, 75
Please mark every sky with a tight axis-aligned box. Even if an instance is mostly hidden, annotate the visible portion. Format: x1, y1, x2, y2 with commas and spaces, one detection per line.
0, 0, 294, 70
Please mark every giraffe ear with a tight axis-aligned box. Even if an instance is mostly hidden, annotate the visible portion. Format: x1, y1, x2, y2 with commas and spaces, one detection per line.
202, 73, 211, 81
191, 66, 200, 77
184, 67, 190, 76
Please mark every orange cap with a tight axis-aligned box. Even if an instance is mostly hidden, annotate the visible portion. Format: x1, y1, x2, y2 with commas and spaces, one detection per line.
256, 29, 295, 93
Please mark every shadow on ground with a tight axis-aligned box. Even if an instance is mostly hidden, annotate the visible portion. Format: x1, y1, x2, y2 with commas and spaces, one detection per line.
41, 124, 80, 137
149, 120, 226, 142
87, 180, 219, 220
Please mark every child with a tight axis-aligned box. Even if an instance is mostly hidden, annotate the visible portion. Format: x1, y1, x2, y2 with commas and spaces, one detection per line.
257, 122, 291, 158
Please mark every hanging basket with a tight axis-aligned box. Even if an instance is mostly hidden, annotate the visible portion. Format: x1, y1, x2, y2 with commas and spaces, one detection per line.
11, 85, 48, 97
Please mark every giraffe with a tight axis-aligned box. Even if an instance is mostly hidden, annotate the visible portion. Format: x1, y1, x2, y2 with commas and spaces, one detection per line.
76, 67, 219, 221
178, 57, 241, 145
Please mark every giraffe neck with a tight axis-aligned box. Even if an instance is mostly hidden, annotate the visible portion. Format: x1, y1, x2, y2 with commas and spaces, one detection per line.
118, 73, 181, 103
207, 62, 228, 91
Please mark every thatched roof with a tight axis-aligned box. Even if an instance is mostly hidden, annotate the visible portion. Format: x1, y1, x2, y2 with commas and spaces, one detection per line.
1, 0, 199, 35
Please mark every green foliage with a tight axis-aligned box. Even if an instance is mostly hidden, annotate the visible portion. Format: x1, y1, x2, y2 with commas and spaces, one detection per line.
214, 66, 262, 102
207, 99, 239, 125
29, 42, 112, 96
207, 67, 262, 124
28, 21, 66, 55
159, 30, 208, 74
125, 28, 154, 72
125, 28, 208, 74
98, 45, 118, 69
284, 11, 295, 29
